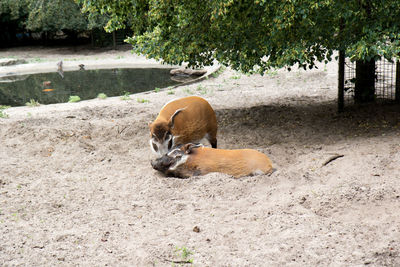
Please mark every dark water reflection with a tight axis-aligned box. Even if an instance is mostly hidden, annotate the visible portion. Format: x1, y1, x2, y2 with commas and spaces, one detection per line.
0, 68, 183, 106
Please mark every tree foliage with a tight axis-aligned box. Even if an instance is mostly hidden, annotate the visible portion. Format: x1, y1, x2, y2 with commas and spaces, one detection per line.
0, 0, 29, 43
0, 0, 28, 24
0, 0, 107, 35
26, 0, 88, 32
78, 0, 400, 73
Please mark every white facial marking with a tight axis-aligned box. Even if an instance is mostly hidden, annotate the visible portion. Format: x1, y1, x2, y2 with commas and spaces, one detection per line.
150, 133, 175, 156
150, 138, 162, 156
169, 154, 188, 171
167, 147, 181, 157
172, 135, 179, 144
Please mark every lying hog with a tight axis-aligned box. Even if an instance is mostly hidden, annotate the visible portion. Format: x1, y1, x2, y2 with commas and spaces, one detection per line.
151, 143, 274, 178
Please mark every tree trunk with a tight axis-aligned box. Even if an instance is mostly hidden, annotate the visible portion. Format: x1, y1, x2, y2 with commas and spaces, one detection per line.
396, 60, 400, 103
355, 59, 375, 103
112, 31, 116, 49
91, 29, 94, 47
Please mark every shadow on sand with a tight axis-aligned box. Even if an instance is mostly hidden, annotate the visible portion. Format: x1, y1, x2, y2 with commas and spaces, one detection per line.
216, 99, 400, 148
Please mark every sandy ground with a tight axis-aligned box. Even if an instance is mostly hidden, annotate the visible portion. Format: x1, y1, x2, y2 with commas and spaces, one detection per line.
1, 46, 400, 266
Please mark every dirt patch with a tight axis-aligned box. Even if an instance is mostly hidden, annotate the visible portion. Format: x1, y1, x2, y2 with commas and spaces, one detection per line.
0, 47, 400, 266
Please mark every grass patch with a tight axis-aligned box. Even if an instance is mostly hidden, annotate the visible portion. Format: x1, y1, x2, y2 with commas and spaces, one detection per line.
29, 57, 44, 63
183, 88, 194, 95
25, 99, 40, 107
137, 98, 150, 103
154, 87, 161, 93
0, 105, 10, 118
120, 91, 131, 100
174, 246, 194, 264
197, 85, 209, 95
167, 89, 175, 95
64, 58, 81, 61
97, 93, 107, 99
211, 66, 226, 78
68, 95, 81, 103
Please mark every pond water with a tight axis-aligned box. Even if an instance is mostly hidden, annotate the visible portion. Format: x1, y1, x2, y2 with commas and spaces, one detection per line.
0, 68, 186, 106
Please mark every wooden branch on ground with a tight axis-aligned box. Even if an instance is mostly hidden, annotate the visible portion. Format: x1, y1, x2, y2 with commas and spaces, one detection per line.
322, 154, 344, 166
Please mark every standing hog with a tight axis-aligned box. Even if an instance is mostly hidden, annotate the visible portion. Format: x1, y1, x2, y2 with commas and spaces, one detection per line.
149, 96, 217, 156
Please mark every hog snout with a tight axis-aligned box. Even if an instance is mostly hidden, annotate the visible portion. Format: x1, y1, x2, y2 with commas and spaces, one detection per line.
151, 156, 176, 173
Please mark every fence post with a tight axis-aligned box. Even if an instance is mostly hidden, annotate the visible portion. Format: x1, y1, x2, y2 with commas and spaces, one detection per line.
338, 50, 345, 112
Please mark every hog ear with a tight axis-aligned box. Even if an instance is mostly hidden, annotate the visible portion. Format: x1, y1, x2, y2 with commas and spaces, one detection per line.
184, 143, 203, 154
168, 108, 185, 129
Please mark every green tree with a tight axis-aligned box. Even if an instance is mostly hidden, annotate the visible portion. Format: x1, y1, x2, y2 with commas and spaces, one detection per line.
1, 0, 109, 46
0, 0, 29, 44
78, 0, 400, 103
24, 0, 109, 45
26, 0, 87, 32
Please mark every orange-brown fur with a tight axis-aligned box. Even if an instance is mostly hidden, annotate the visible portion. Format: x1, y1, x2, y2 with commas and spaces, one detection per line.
149, 96, 217, 154
152, 144, 273, 178
183, 147, 273, 178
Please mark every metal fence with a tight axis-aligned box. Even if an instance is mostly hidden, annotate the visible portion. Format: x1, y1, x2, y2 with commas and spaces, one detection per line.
338, 52, 400, 111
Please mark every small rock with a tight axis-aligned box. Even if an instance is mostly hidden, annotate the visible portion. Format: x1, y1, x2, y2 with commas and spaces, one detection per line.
101, 231, 110, 242
193, 226, 200, 233
170, 68, 207, 76
0, 58, 27, 66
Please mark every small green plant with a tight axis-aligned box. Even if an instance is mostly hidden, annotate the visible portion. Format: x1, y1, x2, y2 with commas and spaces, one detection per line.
154, 87, 161, 93
30, 57, 43, 63
27, 112, 32, 118
230, 74, 241, 80
11, 212, 19, 221
120, 91, 131, 100
167, 89, 175, 95
197, 85, 209, 95
0, 105, 10, 118
25, 99, 40, 107
68, 95, 81, 103
183, 88, 193, 95
175, 246, 194, 264
97, 93, 107, 99
137, 98, 150, 103
211, 66, 226, 78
